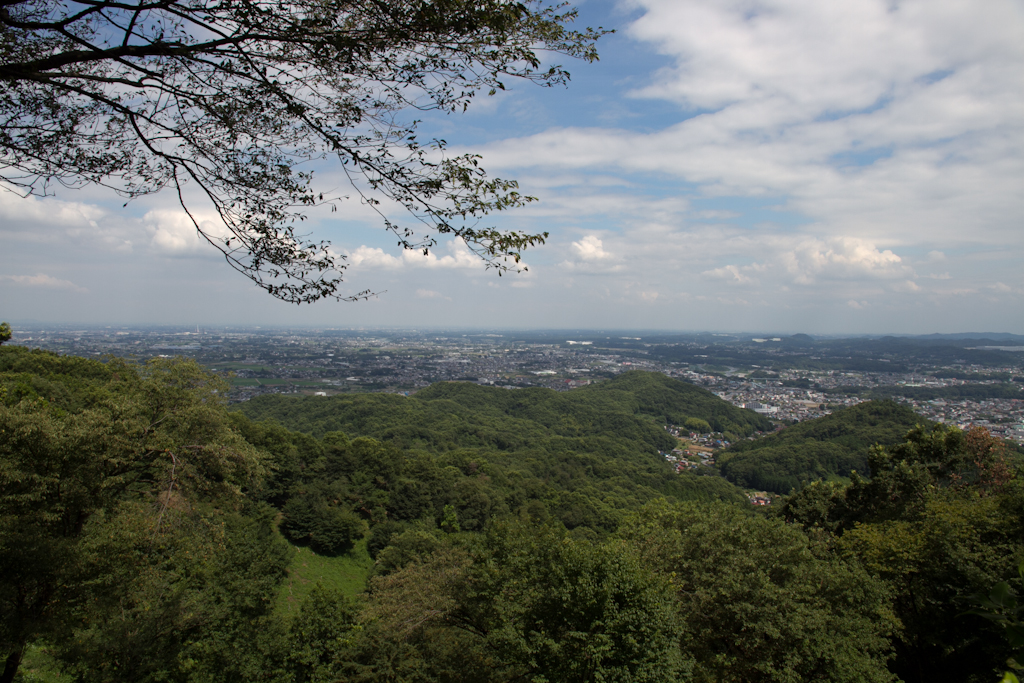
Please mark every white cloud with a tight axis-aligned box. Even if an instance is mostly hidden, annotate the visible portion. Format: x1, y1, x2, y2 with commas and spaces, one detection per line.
572, 235, 611, 261
416, 288, 452, 300
402, 239, 480, 270
0, 191, 134, 252
629, 0, 964, 112
476, 0, 1024, 252
345, 239, 488, 272
144, 209, 226, 255
2, 273, 88, 292
694, 210, 740, 220
0, 190, 104, 234
347, 245, 403, 269
894, 279, 922, 293
691, 237, 911, 295
780, 237, 908, 284
704, 264, 755, 285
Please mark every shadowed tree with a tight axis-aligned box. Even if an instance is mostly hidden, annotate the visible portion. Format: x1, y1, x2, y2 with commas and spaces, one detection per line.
781, 425, 1024, 683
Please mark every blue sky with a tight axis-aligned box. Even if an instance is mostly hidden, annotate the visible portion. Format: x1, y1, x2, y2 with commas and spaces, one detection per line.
3, 0, 1023, 333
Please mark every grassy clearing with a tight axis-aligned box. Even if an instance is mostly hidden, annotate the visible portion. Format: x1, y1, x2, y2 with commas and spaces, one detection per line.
16, 643, 71, 683
677, 437, 714, 454
275, 536, 375, 620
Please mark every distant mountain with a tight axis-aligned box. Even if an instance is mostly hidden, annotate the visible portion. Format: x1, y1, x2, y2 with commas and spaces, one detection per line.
717, 400, 928, 494
863, 383, 1022, 401
908, 332, 1024, 342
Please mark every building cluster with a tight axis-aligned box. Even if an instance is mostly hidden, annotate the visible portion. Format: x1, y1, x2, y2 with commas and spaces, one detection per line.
661, 445, 716, 472
748, 492, 775, 506
661, 425, 733, 473
896, 396, 1024, 442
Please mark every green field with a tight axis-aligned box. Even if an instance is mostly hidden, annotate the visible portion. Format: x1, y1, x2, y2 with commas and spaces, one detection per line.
275, 537, 375, 620
14, 644, 71, 683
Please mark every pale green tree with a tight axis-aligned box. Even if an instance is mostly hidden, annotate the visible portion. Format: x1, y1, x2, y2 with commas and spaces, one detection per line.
0, 349, 268, 682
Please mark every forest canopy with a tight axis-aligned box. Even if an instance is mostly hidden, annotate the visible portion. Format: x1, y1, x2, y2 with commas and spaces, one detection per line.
2, 348, 1022, 683
717, 400, 928, 494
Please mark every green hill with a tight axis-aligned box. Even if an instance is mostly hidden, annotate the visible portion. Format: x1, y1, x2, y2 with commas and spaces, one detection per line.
575, 370, 775, 436
235, 371, 768, 528
239, 370, 772, 446
717, 400, 929, 494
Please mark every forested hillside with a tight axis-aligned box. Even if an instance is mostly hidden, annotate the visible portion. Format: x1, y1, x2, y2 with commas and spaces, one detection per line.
236, 371, 770, 530
239, 369, 773, 443
2, 348, 1022, 683
718, 400, 928, 493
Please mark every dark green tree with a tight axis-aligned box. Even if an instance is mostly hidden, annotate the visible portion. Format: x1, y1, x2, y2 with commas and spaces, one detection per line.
60, 504, 292, 683
286, 584, 357, 683
0, 323, 10, 346
782, 424, 1024, 683
460, 522, 685, 682
621, 501, 898, 683
1, 0, 603, 302
962, 559, 1024, 683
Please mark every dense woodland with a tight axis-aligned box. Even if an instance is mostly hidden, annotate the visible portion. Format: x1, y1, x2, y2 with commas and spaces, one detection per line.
717, 401, 928, 494
2, 346, 1023, 683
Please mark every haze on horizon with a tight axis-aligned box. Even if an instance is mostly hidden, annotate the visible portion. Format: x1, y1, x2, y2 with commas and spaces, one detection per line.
3, 0, 1022, 335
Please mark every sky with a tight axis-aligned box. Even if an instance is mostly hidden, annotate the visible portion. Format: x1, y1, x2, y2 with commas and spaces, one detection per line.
2, 0, 1023, 334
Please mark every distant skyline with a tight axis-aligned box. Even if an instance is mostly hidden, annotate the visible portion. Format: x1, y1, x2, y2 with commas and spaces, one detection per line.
3, 0, 1023, 334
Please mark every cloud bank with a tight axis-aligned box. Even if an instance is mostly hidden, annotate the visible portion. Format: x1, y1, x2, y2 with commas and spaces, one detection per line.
1, 0, 1021, 332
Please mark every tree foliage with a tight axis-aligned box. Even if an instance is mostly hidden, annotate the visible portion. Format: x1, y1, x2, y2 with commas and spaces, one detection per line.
621, 501, 898, 683
781, 423, 1024, 683
1, 0, 603, 301
718, 400, 926, 494
285, 583, 357, 683
358, 522, 684, 682
6, 348, 1022, 683
962, 559, 1024, 683
0, 346, 271, 682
